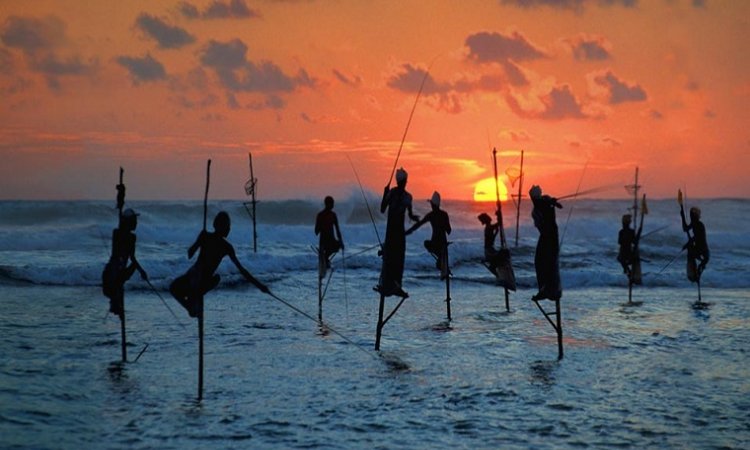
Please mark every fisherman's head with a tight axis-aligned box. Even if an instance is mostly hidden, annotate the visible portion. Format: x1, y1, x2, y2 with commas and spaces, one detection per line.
214, 211, 231, 237
429, 191, 441, 210
529, 185, 542, 199
121, 208, 139, 231
478, 213, 491, 225
690, 206, 701, 220
324, 196, 334, 210
396, 168, 408, 188
622, 214, 632, 226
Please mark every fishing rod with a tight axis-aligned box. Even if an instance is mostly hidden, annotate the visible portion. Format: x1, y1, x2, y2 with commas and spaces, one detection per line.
144, 278, 187, 330
386, 55, 440, 187
264, 290, 377, 360
641, 224, 669, 240
559, 159, 589, 249
555, 182, 621, 201
347, 155, 383, 249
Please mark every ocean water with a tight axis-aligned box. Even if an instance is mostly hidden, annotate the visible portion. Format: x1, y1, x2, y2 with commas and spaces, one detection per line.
1, 197, 749, 449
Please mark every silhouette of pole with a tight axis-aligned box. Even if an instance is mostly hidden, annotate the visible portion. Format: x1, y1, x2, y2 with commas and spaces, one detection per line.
198, 159, 211, 401
117, 168, 127, 362
375, 294, 385, 351
445, 244, 451, 321
493, 148, 510, 312
249, 153, 257, 253
514, 150, 524, 248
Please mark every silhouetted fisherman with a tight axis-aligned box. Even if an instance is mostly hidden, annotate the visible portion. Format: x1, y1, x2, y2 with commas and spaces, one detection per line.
529, 185, 562, 301
617, 214, 643, 278
376, 168, 419, 298
170, 211, 269, 317
315, 196, 344, 272
681, 205, 709, 281
102, 208, 148, 318
477, 210, 504, 275
406, 191, 451, 278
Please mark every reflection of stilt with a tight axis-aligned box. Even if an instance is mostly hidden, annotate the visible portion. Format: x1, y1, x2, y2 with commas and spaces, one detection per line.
533, 299, 563, 360
120, 310, 127, 362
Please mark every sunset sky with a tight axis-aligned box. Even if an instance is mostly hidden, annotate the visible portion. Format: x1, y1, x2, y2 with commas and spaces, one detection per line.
1, 0, 748, 201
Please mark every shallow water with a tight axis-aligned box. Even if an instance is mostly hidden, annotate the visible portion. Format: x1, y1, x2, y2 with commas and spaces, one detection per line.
1, 273, 749, 449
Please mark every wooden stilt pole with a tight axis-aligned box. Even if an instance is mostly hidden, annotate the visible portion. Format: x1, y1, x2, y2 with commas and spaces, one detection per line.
117, 167, 127, 362
555, 299, 563, 360
504, 288, 510, 312
121, 310, 127, 362
198, 301, 204, 400
249, 153, 258, 253
514, 150, 524, 248
445, 245, 451, 322
198, 159, 211, 400
532, 299, 564, 360
375, 294, 385, 351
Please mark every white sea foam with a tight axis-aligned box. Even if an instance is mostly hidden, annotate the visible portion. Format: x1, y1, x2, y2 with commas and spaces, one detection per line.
0, 198, 748, 289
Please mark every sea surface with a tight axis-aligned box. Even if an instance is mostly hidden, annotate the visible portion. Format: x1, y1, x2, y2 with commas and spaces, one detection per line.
1, 197, 749, 449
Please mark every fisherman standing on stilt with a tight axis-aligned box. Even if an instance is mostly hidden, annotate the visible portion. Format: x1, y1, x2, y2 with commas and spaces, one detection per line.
617, 214, 639, 278
103, 208, 149, 318
376, 168, 419, 298
405, 191, 451, 279
478, 211, 503, 276
680, 202, 709, 283
315, 196, 344, 274
170, 211, 269, 318
529, 185, 562, 301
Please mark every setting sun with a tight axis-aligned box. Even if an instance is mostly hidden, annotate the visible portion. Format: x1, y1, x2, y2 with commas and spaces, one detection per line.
473, 177, 509, 202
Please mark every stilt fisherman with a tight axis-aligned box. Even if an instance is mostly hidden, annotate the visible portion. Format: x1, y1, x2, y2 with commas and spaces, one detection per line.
376, 168, 419, 298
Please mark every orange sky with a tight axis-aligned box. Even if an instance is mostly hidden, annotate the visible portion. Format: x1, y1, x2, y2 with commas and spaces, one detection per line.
1, 0, 748, 201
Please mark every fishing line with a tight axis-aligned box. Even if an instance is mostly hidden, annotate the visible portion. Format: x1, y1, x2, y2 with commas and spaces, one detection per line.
346, 155, 383, 249
387, 54, 441, 187
264, 290, 377, 360
144, 279, 187, 330
559, 159, 589, 250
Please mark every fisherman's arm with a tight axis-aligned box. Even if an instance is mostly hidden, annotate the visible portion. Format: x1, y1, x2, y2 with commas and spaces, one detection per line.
334, 215, 344, 249
405, 215, 428, 235
187, 231, 205, 259
129, 236, 148, 280
228, 246, 269, 293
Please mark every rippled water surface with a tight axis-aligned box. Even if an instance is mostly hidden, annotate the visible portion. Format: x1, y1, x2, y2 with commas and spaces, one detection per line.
2, 276, 749, 449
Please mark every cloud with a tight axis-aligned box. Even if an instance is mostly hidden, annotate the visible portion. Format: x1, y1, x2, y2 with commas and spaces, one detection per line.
30, 53, 93, 76
566, 34, 611, 61
499, 129, 533, 142
506, 84, 588, 120
465, 31, 546, 64
247, 94, 285, 110
332, 69, 362, 87
135, 13, 195, 49
592, 70, 647, 104
386, 63, 449, 95
199, 39, 311, 93
179, 0, 261, 19
0, 15, 65, 54
0, 48, 15, 74
500, 0, 637, 13
116, 53, 167, 84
